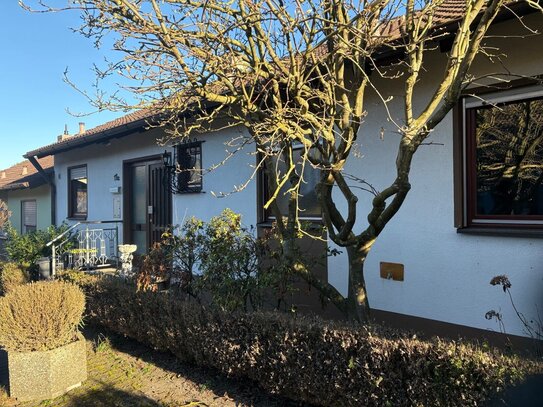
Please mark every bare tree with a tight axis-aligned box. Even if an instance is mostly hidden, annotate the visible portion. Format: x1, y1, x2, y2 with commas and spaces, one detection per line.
22, 0, 542, 322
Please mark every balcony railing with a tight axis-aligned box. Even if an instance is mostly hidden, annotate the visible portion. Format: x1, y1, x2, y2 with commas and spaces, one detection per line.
46, 221, 122, 276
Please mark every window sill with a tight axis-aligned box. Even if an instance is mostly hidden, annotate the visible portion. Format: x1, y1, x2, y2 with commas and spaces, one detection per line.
175, 190, 205, 195
68, 216, 88, 221
457, 227, 543, 238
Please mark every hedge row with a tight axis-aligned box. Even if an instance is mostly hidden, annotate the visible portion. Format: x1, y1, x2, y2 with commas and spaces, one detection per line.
82, 276, 532, 407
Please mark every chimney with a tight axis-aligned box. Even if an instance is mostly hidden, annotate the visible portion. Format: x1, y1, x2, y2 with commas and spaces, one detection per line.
57, 124, 71, 142
1, 171, 5, 179
78, 122, 86, 135
22, 166, 28, 175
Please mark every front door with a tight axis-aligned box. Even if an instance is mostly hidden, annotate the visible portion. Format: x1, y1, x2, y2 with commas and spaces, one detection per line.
125, 158, 172, 254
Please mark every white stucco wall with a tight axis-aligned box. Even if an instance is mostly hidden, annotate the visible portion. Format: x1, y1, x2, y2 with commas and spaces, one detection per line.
170, 130, 258, 227
328, 14, 543, 337
54, 126, 257, 237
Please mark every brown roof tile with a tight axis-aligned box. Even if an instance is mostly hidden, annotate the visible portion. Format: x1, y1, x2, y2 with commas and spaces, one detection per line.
0, 156, 54, 191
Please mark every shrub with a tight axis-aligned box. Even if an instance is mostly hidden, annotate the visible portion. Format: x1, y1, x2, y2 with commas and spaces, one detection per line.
83, 277, 538, 407
4, 224, 73, 267
0, 262, 29, 296
197, 209, 267, 311
136, 241, 173, 292
0, 281, 85, 352
136, 209, 297, 311
57, 269, 102, 291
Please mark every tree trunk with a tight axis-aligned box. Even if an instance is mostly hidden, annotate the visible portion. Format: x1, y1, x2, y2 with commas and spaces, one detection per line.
345, 245, 371, 323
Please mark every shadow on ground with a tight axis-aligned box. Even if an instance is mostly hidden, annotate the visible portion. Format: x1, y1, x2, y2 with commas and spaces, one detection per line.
486, 374, 543, 407
84, 325, 312, 407
63, 382, 161, 407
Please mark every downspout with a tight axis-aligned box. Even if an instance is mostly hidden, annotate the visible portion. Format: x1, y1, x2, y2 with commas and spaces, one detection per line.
27, 156, 56, 226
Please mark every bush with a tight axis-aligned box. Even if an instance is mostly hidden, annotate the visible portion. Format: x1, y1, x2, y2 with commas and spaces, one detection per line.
0, 281, 85, 352
136, 209, 296, 311
83, 277, 538, 407
4, 224, 73, 267
197, 209, 267, 311
57, 269, 102, 291
0, 262, 29, 296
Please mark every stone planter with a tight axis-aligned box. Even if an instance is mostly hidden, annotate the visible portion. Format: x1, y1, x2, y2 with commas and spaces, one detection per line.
0, 334, 87, 402
37, 257, 52, 280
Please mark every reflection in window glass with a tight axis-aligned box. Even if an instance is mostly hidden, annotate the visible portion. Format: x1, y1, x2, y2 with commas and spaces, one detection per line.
176, 142, 202, 192
267, 148, 321, 219
69, 166, 88, 218
473, 98, 543, 216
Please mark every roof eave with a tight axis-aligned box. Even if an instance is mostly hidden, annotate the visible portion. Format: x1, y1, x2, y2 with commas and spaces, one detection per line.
0, 182, 31, 191
24, 116, 153, 159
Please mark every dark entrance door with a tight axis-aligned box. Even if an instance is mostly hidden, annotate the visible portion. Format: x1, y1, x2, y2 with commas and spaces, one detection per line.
148, 163, 172, 247
125, 158, 172, 254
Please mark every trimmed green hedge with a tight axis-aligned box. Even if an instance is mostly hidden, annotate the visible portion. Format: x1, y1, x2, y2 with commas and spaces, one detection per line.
83, 276, 534, 406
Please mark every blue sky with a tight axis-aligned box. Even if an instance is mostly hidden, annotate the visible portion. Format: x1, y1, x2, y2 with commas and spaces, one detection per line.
0, 2, 124, 169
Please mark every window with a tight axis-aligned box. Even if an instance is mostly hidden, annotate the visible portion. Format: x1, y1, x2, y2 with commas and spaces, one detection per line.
21, 200, 37, 234
261, 146, 321, 222
459, 87, 543, 229
176, 141, 202, 193
68, 165, 88, 219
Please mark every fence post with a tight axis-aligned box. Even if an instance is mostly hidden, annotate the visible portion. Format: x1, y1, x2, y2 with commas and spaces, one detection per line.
85, 226, 90, 270
52, 243, 57, 278
116, 223, 120, 270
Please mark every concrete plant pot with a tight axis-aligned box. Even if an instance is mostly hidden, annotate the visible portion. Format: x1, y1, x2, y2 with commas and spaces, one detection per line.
37, 257, 52, 280
0, 334, 87, 402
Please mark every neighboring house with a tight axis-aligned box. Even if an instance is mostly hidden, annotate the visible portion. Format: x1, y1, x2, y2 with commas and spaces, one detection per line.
0, 157, 54, 234
24, 5, 543, 340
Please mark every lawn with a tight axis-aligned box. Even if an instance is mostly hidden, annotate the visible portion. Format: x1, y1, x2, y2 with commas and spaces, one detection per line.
0, 326, 309, 407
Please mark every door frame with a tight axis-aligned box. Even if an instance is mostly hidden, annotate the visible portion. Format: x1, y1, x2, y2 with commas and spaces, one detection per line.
122, 154, 168, 252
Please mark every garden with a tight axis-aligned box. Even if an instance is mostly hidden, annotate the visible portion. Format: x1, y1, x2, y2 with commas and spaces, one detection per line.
0, 210, 542, 406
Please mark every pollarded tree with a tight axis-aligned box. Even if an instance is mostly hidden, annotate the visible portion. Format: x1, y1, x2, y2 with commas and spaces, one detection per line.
23, 0, 542, 322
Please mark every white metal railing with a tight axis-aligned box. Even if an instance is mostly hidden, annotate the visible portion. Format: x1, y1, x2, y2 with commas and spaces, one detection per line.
46, 221, 121, 276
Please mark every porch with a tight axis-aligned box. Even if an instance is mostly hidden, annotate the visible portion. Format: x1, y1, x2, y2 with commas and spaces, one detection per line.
47, 221, 124, 276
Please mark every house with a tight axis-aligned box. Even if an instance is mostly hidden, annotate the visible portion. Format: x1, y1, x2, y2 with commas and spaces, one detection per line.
0, 157, 54, 234
23, 4, 543, 342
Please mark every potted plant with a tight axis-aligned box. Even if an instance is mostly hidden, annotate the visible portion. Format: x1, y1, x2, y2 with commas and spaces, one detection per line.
0, 281, 87, 402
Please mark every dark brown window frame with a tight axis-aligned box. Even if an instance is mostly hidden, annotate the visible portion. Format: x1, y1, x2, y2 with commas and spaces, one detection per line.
68, 164, 88, 220
454, 81, 543, 236
258, 146, 322, 225
176, 141, 203, 193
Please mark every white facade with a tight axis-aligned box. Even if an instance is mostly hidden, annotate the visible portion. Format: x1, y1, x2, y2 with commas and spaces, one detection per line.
328, 14, 543, 337
54, 126, 258, 233
52, 14, 543, 337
